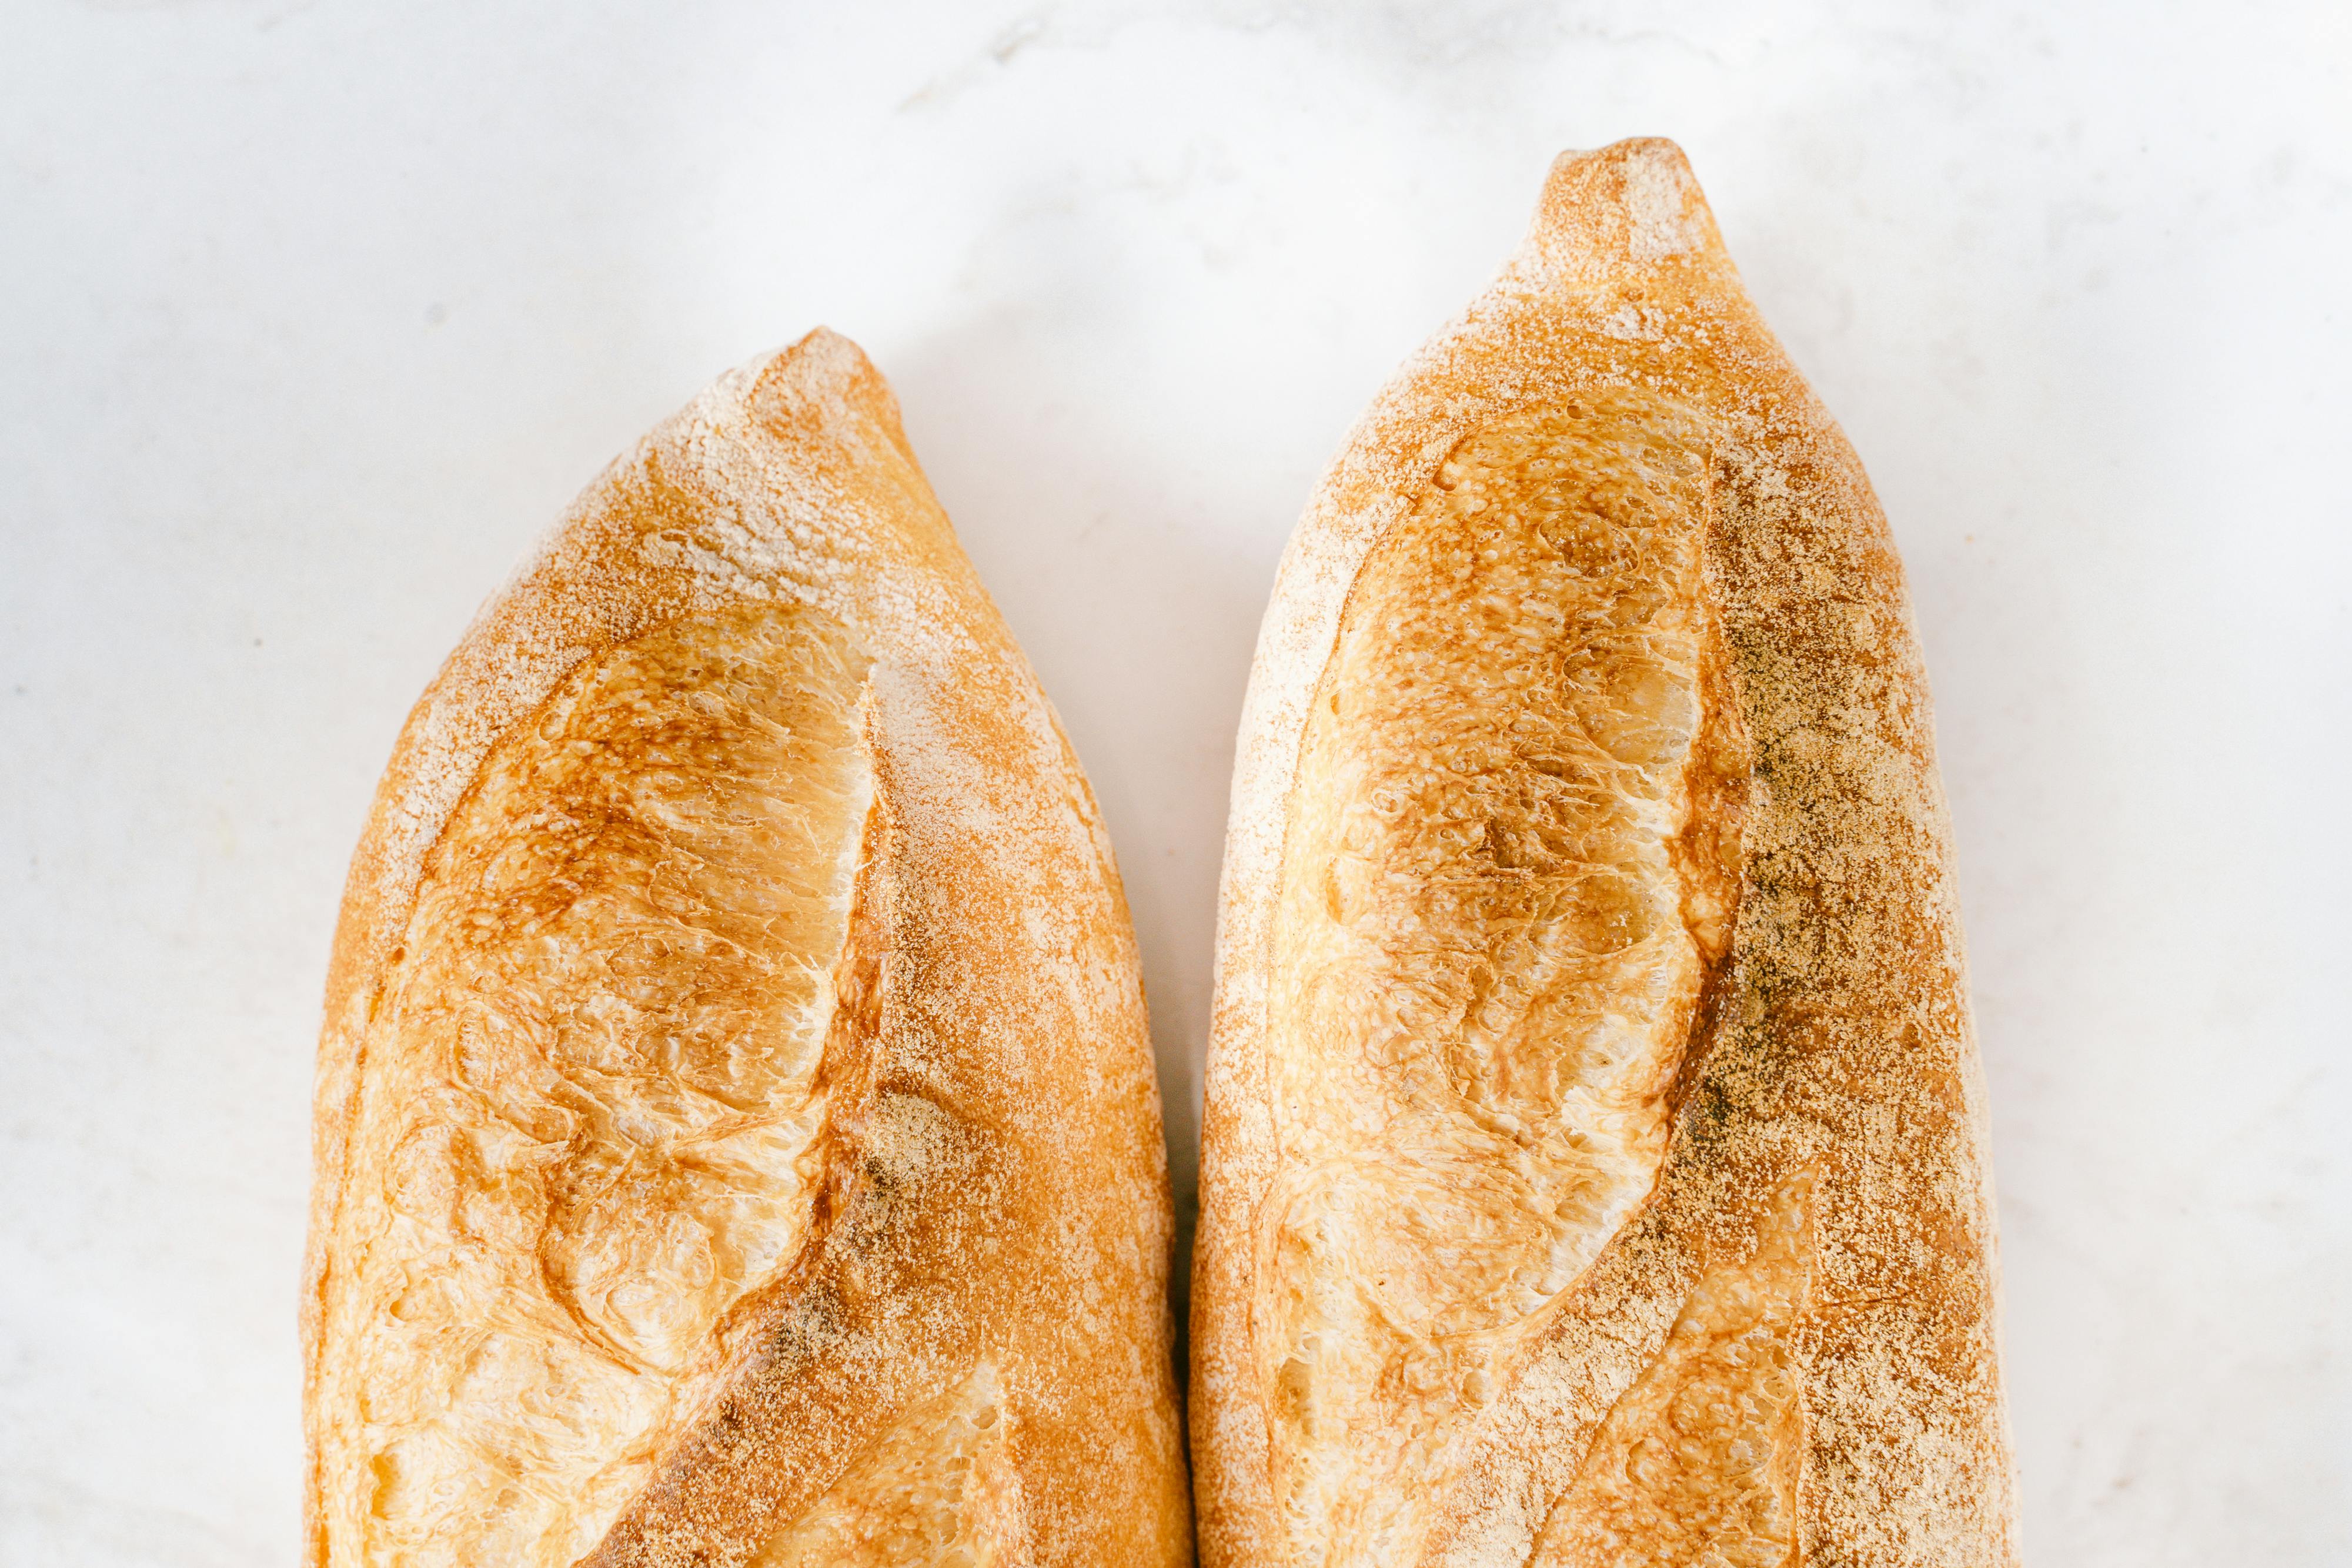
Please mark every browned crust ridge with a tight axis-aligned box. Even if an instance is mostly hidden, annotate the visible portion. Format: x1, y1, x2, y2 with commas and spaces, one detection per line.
1191, 140, 2017, 1568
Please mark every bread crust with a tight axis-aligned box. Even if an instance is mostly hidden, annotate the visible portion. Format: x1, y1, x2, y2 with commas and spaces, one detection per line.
1191, 141, 2016, 1567
302, 330, 1191, 1567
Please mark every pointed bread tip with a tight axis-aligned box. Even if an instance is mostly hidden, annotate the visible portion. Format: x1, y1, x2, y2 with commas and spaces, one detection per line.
772, 324, 875, 391
746, 325, 908, 452
1519, 138, 1733, 286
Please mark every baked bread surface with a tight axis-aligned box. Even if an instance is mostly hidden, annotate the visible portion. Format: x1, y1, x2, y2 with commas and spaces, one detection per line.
1192, 141, 2016, 1567
302, 330, 1191, 1568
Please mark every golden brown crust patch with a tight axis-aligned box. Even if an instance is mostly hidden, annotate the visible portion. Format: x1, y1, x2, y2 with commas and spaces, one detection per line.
309, 601, 874, 1566
749, 1360, 1033, 1567
1526, 1177, 1814, 1567
1252, 403, 1734, 1564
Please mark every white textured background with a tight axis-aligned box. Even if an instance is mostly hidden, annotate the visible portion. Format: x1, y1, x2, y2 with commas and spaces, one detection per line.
4, 2, 2347, 1563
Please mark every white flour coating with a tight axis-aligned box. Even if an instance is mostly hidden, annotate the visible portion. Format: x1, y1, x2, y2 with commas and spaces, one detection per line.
1619, 143, 1699, 262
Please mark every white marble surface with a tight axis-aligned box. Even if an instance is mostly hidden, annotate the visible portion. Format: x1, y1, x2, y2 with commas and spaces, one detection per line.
4, 2, 2347, 1562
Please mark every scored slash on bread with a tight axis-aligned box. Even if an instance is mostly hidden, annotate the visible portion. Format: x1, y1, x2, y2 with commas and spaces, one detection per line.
1190, 139, 2018, 1568
302, 332, 1192, 1568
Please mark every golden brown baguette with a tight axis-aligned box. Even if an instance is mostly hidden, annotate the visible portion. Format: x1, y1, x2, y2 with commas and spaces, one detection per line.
302, 330, 1192, 1568
1191, 140, 2016, 1567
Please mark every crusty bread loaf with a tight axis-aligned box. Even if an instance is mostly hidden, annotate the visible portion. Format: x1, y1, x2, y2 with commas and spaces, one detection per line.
1191, 141, 2016, 1567
302, 330, 1192, 1568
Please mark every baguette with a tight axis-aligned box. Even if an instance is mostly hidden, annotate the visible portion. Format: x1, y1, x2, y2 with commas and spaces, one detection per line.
1191, 141, 2016, 1567
302, 330, 1192, 1568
